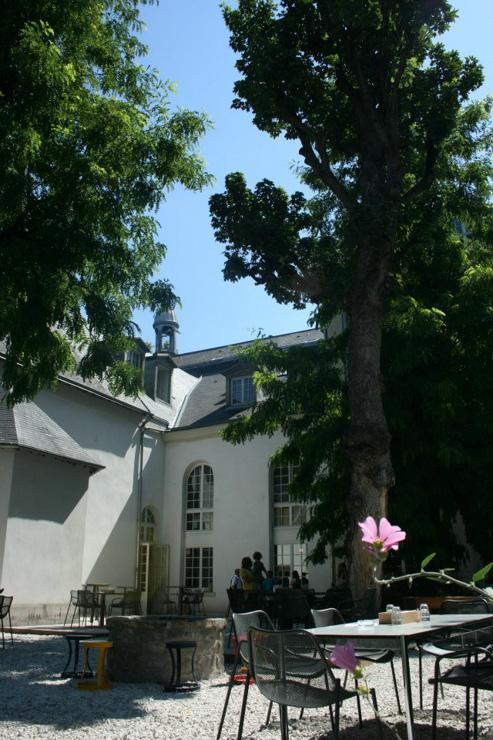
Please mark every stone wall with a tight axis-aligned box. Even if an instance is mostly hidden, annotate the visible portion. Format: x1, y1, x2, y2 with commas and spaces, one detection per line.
107, 615, 226, 684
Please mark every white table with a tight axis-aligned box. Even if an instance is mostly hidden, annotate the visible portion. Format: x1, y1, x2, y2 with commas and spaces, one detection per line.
309, 613, 493, 740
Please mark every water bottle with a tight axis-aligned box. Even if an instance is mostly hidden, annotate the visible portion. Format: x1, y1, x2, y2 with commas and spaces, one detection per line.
391, 606, 402, 625
419, 603, 431, 622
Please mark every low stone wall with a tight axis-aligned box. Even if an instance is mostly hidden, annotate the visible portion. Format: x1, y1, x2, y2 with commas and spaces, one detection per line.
106, 615, 226, 684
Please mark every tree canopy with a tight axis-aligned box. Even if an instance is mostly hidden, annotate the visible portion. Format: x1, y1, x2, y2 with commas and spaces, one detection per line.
0, 0, 210, 404
211, 0, 491, 588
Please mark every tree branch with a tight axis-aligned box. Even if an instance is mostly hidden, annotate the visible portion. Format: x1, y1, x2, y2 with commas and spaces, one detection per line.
402, 139, 440, 202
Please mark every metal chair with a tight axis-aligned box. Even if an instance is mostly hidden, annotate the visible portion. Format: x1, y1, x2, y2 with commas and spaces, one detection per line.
217, 609, 274, 740
273, 588, 312, 629
182, 588, 205, 615
417, 597, 492, 709
64, 589, 100, 627
311, 607, 402, 714
249, 626, 380, 740
430, 644, 493, 739
0, 595, 13, 648
109, 589, 142, 616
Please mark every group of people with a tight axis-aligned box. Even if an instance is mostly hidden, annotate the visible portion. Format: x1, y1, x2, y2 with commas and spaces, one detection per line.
229, 551, 309, 594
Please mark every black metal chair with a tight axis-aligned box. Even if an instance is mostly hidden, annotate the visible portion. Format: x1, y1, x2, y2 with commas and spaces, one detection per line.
430, 644, 493, 739
0, 595, 13, 648
312, 607, 402, 714
417, 597, 492, 709
249, 626, 380, 740
273, 588, 312, 629
109, 589, 142, 615
217, 609, 275, 740
63, 589, 100, 626
182, 588, 205, 615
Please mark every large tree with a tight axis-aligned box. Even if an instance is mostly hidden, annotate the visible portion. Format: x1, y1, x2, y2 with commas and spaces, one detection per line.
210, 0, 485, 595
0, 0, 210, 404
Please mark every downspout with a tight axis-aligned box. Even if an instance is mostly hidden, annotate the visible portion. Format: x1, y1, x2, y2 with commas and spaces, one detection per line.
135, 413, 152, 589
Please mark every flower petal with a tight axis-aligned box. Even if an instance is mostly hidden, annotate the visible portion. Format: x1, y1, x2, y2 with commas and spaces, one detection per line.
358, 516, 378, 542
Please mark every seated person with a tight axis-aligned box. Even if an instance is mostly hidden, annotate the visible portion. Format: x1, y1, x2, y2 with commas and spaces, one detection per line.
290, 570, 302, 589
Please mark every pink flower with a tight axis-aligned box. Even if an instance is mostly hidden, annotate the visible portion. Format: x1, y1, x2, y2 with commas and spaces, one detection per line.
359, 516, 406, 552
330, 641, 359, 672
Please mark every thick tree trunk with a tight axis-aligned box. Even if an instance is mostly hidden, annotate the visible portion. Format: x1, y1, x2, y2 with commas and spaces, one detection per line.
345, 239, 394, 600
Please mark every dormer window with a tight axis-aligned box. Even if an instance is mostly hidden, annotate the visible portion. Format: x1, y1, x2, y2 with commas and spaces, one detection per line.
125, 350, 144, 370
230, 376, 255, 407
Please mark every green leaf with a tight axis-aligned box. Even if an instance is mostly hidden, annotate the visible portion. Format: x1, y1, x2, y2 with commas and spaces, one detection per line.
472, 562, 493, 583
421, 553, 436, 570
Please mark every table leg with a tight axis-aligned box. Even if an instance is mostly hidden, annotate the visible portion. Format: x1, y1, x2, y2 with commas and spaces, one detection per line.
400, 635, 414, 740
99, 593, 106, 627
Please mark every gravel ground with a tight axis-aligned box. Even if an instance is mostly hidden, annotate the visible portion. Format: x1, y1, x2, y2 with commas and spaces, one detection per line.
0, 635, 492, 739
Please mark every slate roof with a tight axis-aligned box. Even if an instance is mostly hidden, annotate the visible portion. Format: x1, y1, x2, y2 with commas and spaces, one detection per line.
173, 328, 324, 431
0, 390, 103, 472
174, 328, 324, 377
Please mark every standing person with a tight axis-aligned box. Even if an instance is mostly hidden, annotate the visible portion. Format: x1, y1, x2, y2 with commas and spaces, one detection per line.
240, 556, 256, 594
252, 551, 267, 590
229, 568, 242, 590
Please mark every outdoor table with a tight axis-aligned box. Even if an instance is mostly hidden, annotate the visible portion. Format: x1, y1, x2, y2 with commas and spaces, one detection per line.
308, 612, 493, 740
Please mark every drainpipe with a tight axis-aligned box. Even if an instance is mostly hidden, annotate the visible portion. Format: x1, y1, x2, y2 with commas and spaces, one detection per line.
135, 413, 152, 590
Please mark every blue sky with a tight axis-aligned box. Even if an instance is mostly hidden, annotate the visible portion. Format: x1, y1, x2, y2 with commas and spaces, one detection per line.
134, 0, 493, 354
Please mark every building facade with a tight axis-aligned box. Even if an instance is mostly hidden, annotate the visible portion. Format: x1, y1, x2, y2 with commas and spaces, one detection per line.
0, 314, 340, 622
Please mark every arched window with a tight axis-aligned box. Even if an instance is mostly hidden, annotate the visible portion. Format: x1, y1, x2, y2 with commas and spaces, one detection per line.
186, 464, 214, 531
140, 506, 156, 543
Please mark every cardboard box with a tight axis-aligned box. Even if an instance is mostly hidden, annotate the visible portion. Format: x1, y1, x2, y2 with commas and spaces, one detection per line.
378, 609, 421, 625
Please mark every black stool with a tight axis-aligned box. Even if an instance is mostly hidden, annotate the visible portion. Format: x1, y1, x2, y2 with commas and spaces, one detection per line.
165, 640, 199, 692
61, 632, 95, 678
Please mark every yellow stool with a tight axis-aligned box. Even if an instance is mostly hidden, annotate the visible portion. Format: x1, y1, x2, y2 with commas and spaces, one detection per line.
77, 639, 113, 690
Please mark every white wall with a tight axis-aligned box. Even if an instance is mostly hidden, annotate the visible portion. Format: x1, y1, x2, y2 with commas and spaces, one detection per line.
35, 386, 165, 591
3, 449, 89, 606
0, 448, 15, 586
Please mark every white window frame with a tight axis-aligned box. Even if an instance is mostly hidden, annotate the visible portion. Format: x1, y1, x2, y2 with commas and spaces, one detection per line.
272, 462, 309, 527
230, 375, 255, 406
185, 464, 214, 531
185, 546, 213, 590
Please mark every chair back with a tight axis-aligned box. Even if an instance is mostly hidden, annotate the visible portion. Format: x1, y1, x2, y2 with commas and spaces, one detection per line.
274, 588, 311, 627
77, 589, 99, 609
0, 595, 13, 618
232, 610, 274, 663
311, 607, 345, 628
248, 627, 338, 707
440, 598, 492, 614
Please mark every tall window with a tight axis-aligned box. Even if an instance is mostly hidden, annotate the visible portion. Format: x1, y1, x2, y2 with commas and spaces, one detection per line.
272, 463, 306, 527
230, 376, 255, 406
185, 546, 213, 590
186, 464, 214, 531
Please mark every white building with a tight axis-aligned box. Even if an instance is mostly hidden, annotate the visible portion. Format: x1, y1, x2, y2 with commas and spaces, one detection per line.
0, 313, 340, 623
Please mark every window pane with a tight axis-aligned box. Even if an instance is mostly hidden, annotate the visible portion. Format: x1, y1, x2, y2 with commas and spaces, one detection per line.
273, 464, 290, 503
202, 512, 213, 530
274, 506, 290, 527
291, 506, 303, 526
185, 548, 200, 589
202, 547, 213, 589
186, 512, 200, 531
243, 377, 255, 403
202, 466, 214, 507
187, 467, 201, 509
231, 378, 242, 405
